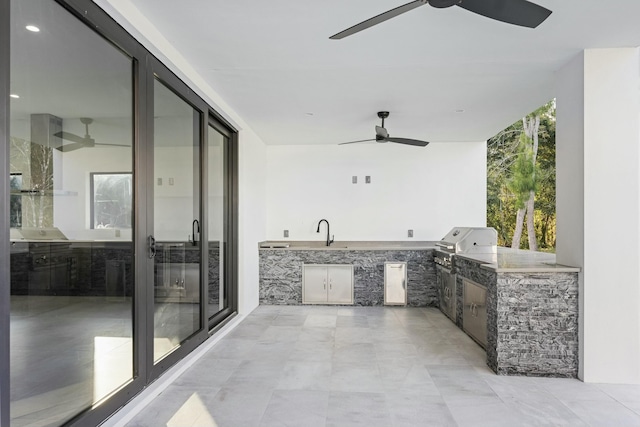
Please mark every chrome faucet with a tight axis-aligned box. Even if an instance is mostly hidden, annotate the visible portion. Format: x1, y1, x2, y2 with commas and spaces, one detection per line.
316, 219, 334, 247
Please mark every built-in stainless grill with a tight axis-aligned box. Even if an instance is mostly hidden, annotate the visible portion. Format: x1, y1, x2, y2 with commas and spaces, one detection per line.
434, 227, 497, 322
434, 227, 498, 268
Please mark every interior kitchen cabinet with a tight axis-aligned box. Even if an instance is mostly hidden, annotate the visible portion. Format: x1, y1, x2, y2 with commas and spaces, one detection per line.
303, 264, 353, 304
462, 277, 487, 348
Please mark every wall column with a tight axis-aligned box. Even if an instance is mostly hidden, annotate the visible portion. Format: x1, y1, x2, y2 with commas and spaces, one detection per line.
556, 48, 640, 384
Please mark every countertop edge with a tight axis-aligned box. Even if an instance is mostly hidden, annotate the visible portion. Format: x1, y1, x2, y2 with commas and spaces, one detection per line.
480, 264, 581, 273
258, 241, 437, 251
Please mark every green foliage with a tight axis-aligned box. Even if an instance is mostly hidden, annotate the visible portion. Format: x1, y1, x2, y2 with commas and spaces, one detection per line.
487, 100, 556, 251
507, 133, 537, 209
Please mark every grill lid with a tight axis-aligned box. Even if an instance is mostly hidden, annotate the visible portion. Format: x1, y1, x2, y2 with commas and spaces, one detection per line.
436, 227, 497, 254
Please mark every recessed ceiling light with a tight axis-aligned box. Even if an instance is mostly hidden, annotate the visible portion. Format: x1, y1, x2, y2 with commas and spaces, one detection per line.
10, 94, 20, 99
455, 109, 465, 113
305, 112, 314, 116
25, 25, 40, 32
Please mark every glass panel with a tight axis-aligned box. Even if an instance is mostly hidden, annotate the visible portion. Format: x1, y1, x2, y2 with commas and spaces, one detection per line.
153, 80, 202, 363
207, 125, 228, 318
9, 0, 134, 425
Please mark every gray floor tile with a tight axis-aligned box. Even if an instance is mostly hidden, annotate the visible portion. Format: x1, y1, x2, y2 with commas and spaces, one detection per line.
123, 306, 640, 427
428, 365, 499, 398
277, 360, 332, 390
502, 396, 588, 426
330, 361, 385, 392
326, 391, 392, 427
564, 399, 640, 427
260, 389, 329, 427
304, 314, 337, 328
385, 393, 457, 427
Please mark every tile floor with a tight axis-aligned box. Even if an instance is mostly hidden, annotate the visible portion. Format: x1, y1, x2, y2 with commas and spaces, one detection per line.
126, 305, 640, 427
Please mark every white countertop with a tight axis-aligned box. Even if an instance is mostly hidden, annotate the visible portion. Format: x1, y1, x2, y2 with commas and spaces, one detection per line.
258, 240, 437, 250
455, 247, 580, 273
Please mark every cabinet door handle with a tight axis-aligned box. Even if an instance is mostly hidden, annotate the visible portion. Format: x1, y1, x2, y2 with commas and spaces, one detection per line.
323, 278, 326, 290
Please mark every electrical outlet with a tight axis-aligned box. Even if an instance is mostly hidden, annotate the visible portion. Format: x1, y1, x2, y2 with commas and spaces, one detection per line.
284, 230, 289, 238
408, 229, 413, 238
168, 177, 174, 186
352, 176, 357, 184
157, 178, 162, 186
365, 176, 371, 184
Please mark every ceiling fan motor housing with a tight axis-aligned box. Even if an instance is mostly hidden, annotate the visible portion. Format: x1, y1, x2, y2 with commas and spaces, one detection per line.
429, 0, 462, 8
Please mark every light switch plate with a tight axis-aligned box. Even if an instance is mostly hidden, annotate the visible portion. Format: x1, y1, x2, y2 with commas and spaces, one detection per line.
284, 230, 289, 238
157, 178, 162, 186
408, 229, 413, 238
352, 176, 357, 184
365, 176, 371, 184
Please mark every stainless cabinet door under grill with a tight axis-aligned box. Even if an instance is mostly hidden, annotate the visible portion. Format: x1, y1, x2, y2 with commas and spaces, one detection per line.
463, 278, 487, 348
384, 262, 407, 305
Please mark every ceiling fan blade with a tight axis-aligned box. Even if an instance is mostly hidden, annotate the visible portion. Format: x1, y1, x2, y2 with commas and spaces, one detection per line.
384, 137, 430, 147
55, 131, 86, 144
58, 142, 86, 152
330, 0, 427, 39
457, 0, 552, 28
338, 139, 377, 145
95, 142, 130, 148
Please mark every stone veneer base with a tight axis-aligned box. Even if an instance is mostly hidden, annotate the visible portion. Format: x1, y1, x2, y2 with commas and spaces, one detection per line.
455, 256, 579, 378
259, 249, 436, 307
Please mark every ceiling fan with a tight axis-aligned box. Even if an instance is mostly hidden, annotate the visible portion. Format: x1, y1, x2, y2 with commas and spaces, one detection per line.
55, 117, 127, 152
339, 111, 430, 147
329, 0, 552, 39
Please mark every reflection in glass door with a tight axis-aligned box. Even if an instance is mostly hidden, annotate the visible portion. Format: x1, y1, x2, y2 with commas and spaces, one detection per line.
207, 123, 229, 320
152, 79, 202, 363
9, 0, 134, 425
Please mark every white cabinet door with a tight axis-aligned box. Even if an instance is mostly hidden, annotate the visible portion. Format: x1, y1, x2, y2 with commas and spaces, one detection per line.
303, 265, 328, 303
384, 262, 406, 305
328, 265, 354, 304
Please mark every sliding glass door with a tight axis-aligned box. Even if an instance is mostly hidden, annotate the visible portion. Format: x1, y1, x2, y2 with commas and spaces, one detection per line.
3, 1, 238, 425
8, 1, 135, 425
151, 79, 204, 364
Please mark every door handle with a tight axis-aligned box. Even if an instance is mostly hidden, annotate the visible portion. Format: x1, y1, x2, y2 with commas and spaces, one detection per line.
148, 235, 156, 259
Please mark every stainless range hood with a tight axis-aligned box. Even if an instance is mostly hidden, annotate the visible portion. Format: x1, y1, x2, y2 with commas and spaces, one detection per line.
12, 227, 68, 240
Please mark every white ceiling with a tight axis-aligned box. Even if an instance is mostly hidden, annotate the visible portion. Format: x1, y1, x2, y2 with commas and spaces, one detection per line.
115, 0, 640, 145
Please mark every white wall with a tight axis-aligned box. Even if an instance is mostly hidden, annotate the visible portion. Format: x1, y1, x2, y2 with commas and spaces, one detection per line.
556, 52, 586, 379
266, 142, 487, 242
238, 130, 267, 313
557, 48, 640, 384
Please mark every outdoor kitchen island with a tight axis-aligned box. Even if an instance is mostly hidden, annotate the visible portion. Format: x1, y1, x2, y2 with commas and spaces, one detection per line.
258, 241, 580, 378
454, 248, 580, 378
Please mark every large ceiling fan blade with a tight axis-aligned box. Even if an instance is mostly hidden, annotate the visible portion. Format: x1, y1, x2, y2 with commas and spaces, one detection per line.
338, 139, 377, 145
330, 0, 427, 40
385, 137, 430, 147
457, 0, 552, 28
55, 131, 86, 144
58, 142, 86, 152
95, 142, 130, 148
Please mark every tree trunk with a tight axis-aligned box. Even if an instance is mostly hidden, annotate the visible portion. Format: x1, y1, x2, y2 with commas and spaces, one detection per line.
522, 115, 540, 251
511, 207, 526, 249
525, 190, 537, 251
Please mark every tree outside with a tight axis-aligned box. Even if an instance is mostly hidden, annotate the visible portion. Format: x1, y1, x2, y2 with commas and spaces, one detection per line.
487, 100, 556, 252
